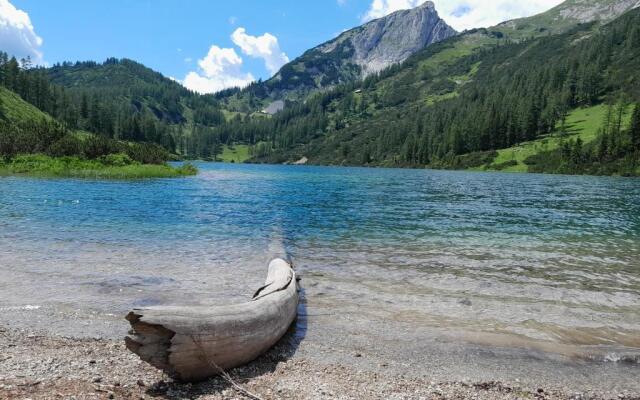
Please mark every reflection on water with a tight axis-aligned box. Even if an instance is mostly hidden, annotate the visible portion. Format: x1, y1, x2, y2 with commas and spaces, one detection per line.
0, 163, 639, 363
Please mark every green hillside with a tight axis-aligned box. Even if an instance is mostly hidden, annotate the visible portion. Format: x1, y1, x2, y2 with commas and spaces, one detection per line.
209, 5, 640, 176
475, 104, 632, 172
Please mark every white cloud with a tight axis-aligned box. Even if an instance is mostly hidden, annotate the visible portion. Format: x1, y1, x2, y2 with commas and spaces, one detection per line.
182, 45, 254, 94
231, 27, 289, 75
181, 27, 289, 93
363, 0, 423, 21
362, 0, 565, 30
0, 0, 43, 64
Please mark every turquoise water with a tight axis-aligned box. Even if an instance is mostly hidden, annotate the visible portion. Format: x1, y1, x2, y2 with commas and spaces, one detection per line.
1, 163, 640, 362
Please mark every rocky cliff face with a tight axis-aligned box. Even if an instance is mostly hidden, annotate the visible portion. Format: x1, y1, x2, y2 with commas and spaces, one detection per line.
318, 1, 456, 75
260, 1, 456, 101
496, 0, 640, 36
555, 0, 640, 23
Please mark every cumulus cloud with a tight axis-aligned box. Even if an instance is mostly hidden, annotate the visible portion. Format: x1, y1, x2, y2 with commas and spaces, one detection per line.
0, 0, 43, 64
362, 0, 565, 30
182, 45, 254, 94
181, 28, 288, 93
231, 27, 289, 75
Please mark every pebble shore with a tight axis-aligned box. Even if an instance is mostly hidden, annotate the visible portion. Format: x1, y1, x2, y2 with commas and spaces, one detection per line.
1, 326, 638, 400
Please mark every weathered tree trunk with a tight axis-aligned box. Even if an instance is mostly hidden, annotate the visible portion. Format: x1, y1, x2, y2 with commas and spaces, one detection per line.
125, 258, 299, 382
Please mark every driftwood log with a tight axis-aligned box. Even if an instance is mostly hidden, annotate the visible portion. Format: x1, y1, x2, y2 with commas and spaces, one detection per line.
125, 258, 299, 382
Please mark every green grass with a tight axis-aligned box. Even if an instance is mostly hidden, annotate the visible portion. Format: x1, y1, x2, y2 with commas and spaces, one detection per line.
0, 86, 52, 123
221, 109, 245, 122
472, 103, 629, 173
218, 144, 250, 163
0, 154, 197, 179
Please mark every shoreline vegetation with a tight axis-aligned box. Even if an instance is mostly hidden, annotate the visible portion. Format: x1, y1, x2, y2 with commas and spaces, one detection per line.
0, 154, 197, 179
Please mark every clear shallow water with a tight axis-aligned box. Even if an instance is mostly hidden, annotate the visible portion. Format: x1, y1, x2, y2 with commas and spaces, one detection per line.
1, 163, 640, 366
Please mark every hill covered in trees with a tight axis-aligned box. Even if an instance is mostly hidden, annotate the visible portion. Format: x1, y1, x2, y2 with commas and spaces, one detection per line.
0, 55, 196, 178
0, 54, 234, 160
45, 58, 227, 152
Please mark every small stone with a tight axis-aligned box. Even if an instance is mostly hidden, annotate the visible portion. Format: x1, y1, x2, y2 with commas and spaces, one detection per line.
354, 353, 362, 358
92, 377, 102, 383
89, 360, 96, 364
136, 380, 145, 387
537, 388, 544, 394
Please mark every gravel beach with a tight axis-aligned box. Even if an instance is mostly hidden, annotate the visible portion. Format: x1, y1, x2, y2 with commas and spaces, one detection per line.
2, 324, 639, 400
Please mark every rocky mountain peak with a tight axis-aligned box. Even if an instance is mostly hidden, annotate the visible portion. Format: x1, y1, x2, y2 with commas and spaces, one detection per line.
326, 2, 457, 75
231, 2, 457, 105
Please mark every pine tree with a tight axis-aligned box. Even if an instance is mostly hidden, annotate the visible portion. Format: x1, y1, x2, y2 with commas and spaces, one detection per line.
631, 104, 640, 151
80, 93, 89, 120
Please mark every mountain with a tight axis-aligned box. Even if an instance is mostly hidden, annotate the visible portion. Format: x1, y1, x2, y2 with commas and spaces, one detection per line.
220, 1, 456, 110
213, 3, 640, 176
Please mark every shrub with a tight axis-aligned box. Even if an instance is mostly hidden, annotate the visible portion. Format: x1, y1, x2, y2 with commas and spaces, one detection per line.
99, 153, 135, 167
48, 134, 82, 157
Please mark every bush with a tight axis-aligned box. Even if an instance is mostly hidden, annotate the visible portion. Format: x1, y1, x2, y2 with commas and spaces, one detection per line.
48, 134, 82, 157
82, 135, 119, 159
490, 159, 519, 170
99, 153, 135, 167
176, 162, 198, 175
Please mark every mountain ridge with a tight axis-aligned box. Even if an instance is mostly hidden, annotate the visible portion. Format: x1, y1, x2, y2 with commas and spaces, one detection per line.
495, 0, 640, 38
311, 1, 456, 77
220, 1, 456, 111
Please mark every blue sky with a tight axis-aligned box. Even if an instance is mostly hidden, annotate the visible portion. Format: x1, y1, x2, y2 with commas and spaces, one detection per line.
2, 0, 564, 93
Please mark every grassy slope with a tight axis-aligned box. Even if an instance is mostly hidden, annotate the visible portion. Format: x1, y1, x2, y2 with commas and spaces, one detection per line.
219, 144, 250, 163
0, 86, 52, 123
473, 104, 632, 172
